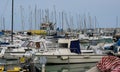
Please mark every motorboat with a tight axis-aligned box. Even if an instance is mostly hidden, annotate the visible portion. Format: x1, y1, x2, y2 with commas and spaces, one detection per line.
35, 38, 106, 64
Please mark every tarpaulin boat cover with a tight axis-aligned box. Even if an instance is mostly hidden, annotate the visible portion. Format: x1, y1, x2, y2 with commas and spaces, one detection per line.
0, 42, 9, 45
0, 32, 4, 36
97, 56, 120, 72
70, 40, 81, 54
116, 39, 120, 46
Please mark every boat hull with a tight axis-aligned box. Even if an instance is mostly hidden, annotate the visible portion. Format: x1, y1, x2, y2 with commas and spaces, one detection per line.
35, 54, 104, 64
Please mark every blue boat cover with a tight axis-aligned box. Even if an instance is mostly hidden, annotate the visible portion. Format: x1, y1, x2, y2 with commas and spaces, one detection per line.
104, 39, 120, 53
0, 42, 10, 45
116, 39, 120, 46
70, 40, 81, 54
104, 45, 118, 53
0, 32, 4, 36
53, 35, 65, 38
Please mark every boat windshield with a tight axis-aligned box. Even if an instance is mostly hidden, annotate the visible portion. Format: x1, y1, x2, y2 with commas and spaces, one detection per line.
99, 38, 113, 43
21, 41, 30, 47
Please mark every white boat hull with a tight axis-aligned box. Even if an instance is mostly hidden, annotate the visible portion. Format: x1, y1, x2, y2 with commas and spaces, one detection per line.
35, 54, 104, 64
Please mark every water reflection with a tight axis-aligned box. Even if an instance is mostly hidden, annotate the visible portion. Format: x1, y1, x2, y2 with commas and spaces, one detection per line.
46, 63, 96, 72
0, 58, 96, 72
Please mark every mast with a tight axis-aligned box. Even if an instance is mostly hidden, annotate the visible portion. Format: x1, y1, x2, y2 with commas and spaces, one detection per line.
84, 14, 86, 34
65, 13, 70, 31
35, 5, 37, 30
39, 9, 41, 29
20, 6, 24, 31
116, 16, 118, 34
11, 0, 14, 44
1, 16, 3, 31
3, 17, 5, 31
29, 6, 32, 31
89, 14, 92, 29
54, 5, 57, 29
116, 16, 118, 28
79, 14, 82, 31
62, 11, 64, 34
0, 17, 1, 30
94, 16, 97, 30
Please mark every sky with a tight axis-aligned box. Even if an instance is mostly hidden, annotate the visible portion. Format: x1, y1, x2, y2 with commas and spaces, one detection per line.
0, 0, 120, 31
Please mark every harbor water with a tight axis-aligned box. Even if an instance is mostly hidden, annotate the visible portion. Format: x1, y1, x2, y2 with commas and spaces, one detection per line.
0, 58, 96, 72
45, 63, 96, 72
